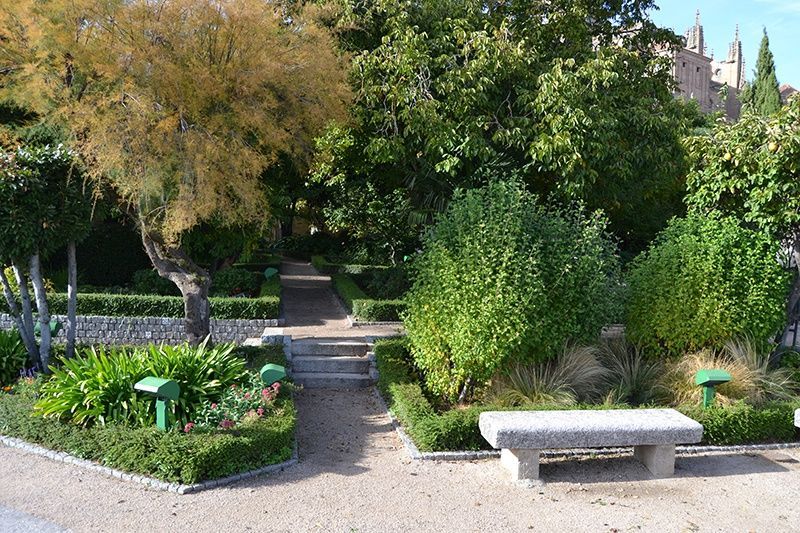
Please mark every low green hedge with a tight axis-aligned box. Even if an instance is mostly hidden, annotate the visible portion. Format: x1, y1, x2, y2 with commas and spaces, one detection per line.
1, 292, 279, 320
332, 274, 405, 322
374, 339, 800, 451
312, 255, 388, 276
0, 379, 295, 484
258, 276, 281, 299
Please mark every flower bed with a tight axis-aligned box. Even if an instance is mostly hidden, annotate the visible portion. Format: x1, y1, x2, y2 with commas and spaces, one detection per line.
0, 345, 295, 484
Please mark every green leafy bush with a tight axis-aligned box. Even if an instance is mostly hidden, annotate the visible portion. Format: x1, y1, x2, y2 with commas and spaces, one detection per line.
678, 401, 800, 445
0, 378, 295, 484
780, 351, 800, 383
258, 276, 281, 298
354, 265, 410, 300
36, 341, 247, 427
131, 269, 180, 296
211, 267, 261, 297
404, 180, 621, 403
626, 215, 791, 354
0, 330, 28, 385
0, 292, 280, 319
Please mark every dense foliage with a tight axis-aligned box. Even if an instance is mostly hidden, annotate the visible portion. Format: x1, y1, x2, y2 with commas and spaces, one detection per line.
36, 341, 247, 426
404, 181, 620, 403
331, 274, 404, 322
210, 268, 261, 298
0, 330, 27, 385
314, 0, 694, 258
626, 215, 791, 353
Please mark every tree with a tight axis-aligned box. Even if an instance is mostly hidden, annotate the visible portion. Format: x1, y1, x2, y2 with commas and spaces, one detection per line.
0, 0, 349, 342
313, 0, 694, 257
749, 29, 782, 116
0, 144, 91, 369
685, 97, 800, 336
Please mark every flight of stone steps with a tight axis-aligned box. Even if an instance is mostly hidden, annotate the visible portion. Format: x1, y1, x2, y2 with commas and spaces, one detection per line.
289, 338, 375, 389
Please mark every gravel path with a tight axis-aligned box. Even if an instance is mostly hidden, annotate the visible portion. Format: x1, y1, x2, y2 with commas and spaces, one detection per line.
280, 258, 402, 339
1, 388, 799, 532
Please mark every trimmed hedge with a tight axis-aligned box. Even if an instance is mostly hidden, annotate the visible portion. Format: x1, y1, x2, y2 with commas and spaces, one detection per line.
312, 255, 388, 276
374, 339, 800, 451
258, 276, 281, 299
0, 379, 295, 484
332, 274, 405, 322
1, 292, 279, 320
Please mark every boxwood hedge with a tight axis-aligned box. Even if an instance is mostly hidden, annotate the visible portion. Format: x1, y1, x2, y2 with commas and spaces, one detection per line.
332, 274, 404, 322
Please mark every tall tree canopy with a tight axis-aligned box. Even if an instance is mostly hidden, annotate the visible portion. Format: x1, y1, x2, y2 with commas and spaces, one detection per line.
313, 0, 698, 257
0, 0, 350, 342
746, 29, 782, 116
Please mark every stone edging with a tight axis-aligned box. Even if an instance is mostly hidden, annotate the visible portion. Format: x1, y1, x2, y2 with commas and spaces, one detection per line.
346, 315, 405, 328
373, 389, 800, 461
0, 434, 298, 495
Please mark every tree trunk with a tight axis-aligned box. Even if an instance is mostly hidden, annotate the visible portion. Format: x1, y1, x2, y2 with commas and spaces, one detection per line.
28, 254, 52, 372
0, 267, 39, 364
66, 241, 78, 359
140, 229, 212, 345
11, 262, 39, 367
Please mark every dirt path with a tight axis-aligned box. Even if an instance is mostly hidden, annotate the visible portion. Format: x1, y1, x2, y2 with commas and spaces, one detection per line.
280, 258, 401, 339
1, 388, 799, 532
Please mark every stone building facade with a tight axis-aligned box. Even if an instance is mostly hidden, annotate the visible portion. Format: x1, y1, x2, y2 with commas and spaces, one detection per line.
671, 11, 745, 119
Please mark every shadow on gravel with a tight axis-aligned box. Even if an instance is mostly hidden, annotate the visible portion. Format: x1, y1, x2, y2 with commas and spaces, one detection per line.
226, 388, 396, 492
538, 452, 790, 484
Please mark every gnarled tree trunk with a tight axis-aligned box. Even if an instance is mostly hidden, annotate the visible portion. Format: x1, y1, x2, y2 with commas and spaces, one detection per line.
11, 262, 40, 367
141, 229, 212, 345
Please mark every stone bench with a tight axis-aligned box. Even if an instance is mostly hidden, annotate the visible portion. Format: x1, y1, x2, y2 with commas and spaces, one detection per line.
479, 409, 703, 481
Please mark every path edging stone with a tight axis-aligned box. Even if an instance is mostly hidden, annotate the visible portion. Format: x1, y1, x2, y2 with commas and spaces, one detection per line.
0, 434, 298, 495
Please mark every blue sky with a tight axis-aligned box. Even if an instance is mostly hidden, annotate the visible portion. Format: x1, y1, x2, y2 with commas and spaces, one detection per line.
648, 1, 799, 87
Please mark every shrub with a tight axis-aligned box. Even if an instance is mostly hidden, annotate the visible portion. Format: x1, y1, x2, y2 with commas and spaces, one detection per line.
488, 344, 608, 407
780, 351, 800, 383
355, 265, 410, 300
0, 292, 280, 319
211, 267, 261, 297
258, 276, 281, 298
36, 340, 247, 427
131, 269, 179, 296
0, 330, 28, 386
191, 373, 283, 431
0, 378, 295, 484
332, 273, 405, 321
678, 401, 800, 445
404, 180, 621, 403
626, 215, 791, 354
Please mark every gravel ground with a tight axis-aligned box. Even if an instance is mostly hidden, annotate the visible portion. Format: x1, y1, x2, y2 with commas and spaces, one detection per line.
1, 388, 799, 533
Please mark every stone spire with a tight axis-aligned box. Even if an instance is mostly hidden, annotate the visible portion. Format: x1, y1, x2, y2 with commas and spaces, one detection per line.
685, 9, 705, 55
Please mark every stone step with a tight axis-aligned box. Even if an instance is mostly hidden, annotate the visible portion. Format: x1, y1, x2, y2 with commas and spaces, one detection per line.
291, 339, 368, 357
291, 372, 374, 389
291, 355, 370, 374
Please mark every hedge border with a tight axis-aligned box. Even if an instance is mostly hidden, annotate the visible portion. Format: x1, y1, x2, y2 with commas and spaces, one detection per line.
0, 434, 297, 494
311, 255, 389, 276
331, 273, 405, 322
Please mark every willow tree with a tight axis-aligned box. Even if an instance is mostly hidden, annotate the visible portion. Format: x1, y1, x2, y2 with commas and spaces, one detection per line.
0, 0, 349, 342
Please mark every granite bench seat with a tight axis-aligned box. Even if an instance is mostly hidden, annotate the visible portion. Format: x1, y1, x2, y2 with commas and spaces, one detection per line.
479, 409, 703, 481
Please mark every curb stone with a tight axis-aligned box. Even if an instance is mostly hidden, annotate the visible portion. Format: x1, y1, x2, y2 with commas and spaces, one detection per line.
0, 434, 298, 495
372, 389, 800, 461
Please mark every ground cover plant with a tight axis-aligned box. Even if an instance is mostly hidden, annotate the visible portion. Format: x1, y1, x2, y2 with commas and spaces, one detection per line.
0, 344, 294, 484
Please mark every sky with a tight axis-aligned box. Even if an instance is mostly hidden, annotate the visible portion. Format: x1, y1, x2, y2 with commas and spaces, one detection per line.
648, 1, 800, 88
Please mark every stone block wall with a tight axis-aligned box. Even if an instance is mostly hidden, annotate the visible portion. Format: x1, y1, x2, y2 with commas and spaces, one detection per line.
0, 314, 281, 345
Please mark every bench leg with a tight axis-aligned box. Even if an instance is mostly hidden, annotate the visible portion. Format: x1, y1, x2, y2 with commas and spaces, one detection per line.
500, 449, 539, 481
634, 444, 675, 477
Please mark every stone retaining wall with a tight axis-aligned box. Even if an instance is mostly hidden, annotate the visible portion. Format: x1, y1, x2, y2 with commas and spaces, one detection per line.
0, 313, 280, 345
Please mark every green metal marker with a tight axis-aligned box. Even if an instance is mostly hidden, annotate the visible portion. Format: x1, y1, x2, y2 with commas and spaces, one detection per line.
134, 377, 180, 431
694, 369, 732, 408
260, 363, 286, 385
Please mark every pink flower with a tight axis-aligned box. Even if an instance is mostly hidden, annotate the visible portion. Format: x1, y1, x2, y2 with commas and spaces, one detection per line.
183, 422, 195, 433
211, 403, 218, 409
244, 392, 251, 400
257, 407, 264, 417
231, 384, 237, 389
219, 419, 235, 429
273, 382, 281, 391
